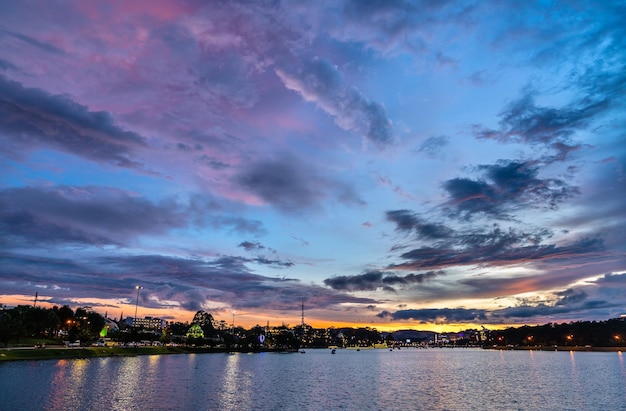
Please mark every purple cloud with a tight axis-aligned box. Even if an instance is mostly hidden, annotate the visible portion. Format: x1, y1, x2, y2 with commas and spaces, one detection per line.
442, 160, 579, 218
0, 76, 147, 169
276, 58, 393, 149
324, 269, 442, 292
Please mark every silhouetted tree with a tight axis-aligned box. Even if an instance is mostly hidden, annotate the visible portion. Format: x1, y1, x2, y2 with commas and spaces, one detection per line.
0, 311, 21, 347
192, 310, 217, 337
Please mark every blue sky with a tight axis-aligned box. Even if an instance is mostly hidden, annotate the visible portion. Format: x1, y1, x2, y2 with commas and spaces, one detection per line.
1, 0, 624, 331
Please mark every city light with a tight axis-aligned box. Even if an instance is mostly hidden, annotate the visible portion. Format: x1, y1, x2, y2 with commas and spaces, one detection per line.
134, 286, 143, 327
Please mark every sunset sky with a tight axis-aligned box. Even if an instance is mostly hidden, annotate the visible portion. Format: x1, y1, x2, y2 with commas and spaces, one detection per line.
1, 0, 624, 332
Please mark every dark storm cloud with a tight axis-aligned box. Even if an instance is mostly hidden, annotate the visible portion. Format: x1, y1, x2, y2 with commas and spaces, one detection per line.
386, 210, 454, 239
476, 93, 609, 145
235, 156, 324, 212
276, 58, 393, 149
235, 153, 363, 212
554, 289, 587, 306
250, 256, 293, 268
386, 210, 420, 232
0, 186, 269, 248
474, 92, 614, 162
324, 270, 383, 291
384, 205, 607, 273
324, 269, 442, 292
0, 186, 187, 247
388, 229, 604, 271
238, 240, 280, 259
239, 241, 265, 251
377, 308, 488, 323
442, 160, 579, 218
381, 271, 441, 286
0, 76, 147, 168
1, 250, 375, 313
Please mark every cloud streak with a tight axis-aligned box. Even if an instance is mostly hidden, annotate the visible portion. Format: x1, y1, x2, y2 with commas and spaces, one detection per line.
324, 269, 443, 292
276, 58, 393, 149
0, 76, 147, 169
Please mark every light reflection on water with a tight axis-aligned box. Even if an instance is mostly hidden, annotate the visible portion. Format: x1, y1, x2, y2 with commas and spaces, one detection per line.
51, 358, 88, 410
1, 348, 626, 410
219, 353, 253, 409
109, 356, 144, 410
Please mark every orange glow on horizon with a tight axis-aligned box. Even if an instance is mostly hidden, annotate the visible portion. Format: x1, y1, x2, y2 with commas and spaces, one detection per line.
0, 293, 534, 333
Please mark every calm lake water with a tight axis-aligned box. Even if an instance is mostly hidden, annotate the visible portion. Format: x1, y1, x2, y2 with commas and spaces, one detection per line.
1, 348, 625, 410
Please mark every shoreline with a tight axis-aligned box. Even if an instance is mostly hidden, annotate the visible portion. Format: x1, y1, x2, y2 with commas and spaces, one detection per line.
0, 346, 300, 362
484, 345, 624, 352
2, 344, 624, 362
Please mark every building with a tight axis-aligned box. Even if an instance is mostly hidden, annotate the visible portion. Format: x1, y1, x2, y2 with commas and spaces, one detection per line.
125, 316, 167, 330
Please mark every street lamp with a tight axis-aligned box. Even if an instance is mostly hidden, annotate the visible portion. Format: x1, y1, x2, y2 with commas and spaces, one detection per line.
134, 285, 143, 327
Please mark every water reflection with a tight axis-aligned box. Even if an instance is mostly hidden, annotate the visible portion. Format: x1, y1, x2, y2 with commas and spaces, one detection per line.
569, 350, 578, 379
109, 357, 144, 410
47, 359, 88, 410
3, 349, 626, 411
47, 360, 70, 410
218, 353, 252, 410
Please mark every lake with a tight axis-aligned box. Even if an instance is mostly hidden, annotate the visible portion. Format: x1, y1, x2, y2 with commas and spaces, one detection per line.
1, 348, 625, 410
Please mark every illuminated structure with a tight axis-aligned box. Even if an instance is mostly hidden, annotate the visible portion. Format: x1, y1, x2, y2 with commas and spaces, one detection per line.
186, 324, 204, 339
126, 316, 166, 330
133, 285, 143, 327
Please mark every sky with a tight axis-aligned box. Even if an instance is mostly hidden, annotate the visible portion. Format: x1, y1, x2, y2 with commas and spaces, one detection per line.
0, 0, 625, 332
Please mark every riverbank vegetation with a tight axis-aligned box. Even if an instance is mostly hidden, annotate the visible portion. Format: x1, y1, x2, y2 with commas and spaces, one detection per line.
488, 318, 626, 348
2, 304, 625, 361
0, 346, 211, 361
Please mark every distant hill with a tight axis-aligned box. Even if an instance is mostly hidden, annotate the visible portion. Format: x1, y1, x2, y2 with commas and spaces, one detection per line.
392, 330, 435, 342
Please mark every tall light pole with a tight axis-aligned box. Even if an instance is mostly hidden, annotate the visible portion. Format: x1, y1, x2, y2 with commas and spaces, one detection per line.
232, 310, 236, 336
134, 285, 143, 327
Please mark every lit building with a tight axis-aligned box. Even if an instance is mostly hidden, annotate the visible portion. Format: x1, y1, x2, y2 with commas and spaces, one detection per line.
125, 316, 167, 330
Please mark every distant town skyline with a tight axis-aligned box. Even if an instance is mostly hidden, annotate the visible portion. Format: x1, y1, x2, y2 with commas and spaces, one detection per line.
1, 1, 625, 332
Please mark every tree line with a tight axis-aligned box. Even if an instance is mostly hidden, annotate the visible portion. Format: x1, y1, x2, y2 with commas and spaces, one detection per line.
2, 304, 625, 349
0, 305, 105, 347
488, 319, 626, 347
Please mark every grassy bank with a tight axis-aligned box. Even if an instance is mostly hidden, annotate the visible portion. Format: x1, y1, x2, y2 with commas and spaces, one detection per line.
0, 346, 230, 362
